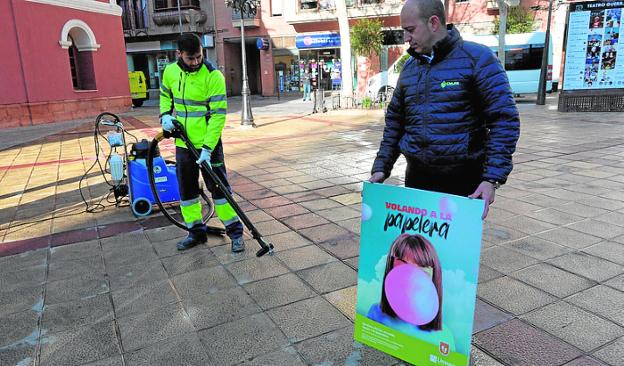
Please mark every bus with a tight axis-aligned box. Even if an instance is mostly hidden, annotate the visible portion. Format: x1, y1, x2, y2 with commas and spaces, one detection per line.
366, 32, 553, 101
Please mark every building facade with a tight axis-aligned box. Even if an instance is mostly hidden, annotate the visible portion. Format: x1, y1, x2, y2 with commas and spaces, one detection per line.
0, 0, 131, 128
119, 0, 218, 99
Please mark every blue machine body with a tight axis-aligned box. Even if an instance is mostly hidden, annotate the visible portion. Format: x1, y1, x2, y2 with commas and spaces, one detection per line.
128, 157, 180, 216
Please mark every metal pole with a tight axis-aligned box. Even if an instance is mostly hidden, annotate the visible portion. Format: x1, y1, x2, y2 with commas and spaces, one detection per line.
239, 6, 255, 127
176, 0, 183, 34
537, 0, 554, 105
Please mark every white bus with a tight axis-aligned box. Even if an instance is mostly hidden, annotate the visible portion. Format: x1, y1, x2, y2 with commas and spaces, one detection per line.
366, 32, 553, 101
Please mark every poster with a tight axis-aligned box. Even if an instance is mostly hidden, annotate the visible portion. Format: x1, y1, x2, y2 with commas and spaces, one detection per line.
354, 182, 484, 366
563, 1, 624, 90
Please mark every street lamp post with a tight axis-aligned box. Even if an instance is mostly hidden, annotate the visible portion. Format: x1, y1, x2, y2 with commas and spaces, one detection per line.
176, 0, 183, 34
238, 9, 255, 127
537, 0, 554, 105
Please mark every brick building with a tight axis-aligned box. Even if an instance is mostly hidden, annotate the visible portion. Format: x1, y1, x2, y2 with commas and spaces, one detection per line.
0, 0, 131, 128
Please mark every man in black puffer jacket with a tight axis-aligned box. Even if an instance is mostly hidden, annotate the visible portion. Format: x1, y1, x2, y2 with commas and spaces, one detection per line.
369, 0, 520, 219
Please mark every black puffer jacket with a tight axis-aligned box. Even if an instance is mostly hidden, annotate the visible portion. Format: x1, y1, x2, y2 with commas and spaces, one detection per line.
372, 26, 520, 184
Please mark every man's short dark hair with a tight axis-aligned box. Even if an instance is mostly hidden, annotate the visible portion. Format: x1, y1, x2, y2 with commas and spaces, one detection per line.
177, 33, 202, 54
413, 0, 446, 25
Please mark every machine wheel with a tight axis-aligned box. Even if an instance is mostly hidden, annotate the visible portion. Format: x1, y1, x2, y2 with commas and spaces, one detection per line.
132, 198, 152, 217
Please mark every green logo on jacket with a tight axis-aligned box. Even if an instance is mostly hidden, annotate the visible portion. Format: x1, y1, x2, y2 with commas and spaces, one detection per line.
440, 80, 460, 88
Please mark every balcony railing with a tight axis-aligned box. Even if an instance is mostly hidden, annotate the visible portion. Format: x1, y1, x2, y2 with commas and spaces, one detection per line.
289, 0, 402, 24
231, 5, 261, 27
119, 0, 148, 30
298, 0, 390, 11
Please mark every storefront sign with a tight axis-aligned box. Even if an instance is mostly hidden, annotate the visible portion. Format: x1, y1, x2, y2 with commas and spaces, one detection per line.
257, 38, 270, 50
355, 182, 484, 366
296, 33, 341, 49
563, 1, 624, 90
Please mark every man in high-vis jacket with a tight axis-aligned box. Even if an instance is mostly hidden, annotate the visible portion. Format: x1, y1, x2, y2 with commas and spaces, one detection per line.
160, 33, 244, 252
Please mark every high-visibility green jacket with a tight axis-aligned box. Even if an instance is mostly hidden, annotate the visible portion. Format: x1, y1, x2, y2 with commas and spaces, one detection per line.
160, 60, 227, 150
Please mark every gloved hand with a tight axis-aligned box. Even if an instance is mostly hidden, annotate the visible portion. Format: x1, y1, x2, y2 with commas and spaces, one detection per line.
160, 114, 175, 132
196, 148, 212, 168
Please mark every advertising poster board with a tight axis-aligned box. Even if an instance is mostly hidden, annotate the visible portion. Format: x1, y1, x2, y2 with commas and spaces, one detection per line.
354, 182, 484, 366
563, 1, 624, 90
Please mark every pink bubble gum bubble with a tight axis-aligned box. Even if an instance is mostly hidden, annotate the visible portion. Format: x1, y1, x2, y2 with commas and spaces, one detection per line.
384, 264, 439, 326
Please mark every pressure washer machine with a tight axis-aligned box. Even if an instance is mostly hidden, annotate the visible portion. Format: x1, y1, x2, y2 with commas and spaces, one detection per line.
82, 112, 274, 257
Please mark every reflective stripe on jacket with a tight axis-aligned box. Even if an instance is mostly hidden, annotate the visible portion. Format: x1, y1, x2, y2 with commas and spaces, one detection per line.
160, 61, 227, 150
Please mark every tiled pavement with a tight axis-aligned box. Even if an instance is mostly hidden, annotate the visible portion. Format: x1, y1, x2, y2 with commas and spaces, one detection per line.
1, 95, 623, 365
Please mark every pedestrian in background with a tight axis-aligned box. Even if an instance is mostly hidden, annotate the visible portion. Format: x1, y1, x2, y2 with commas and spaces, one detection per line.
369, 0, 520, 219
302, 68, 312, 102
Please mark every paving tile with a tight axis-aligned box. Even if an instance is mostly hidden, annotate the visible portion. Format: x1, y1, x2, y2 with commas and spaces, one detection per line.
183, 286, 261, 330
296, 326, 398, 366
567, 285, 624, 326
510, 263, 596, 298
161, 249, 219, 276
473, 319, 582, 366
525, 208, 585, 226
331, 192, 362, 205
281, 212, 330, 230
548, 252, 623, 282
244, 209, 275, 223
103, 244, 158, 268
171, 266, 237, 299
323, 286, 357, 321
299, 198, 343, 211
0, 310, 39, 348
253, 220, 291, 235
112, 280, 178, 319
198, 313, 289, 366
0, 346, 37, 366
583, 241, 624, 265
501, 236, 572, 260
275, 244, 337, 271
566, 219, 624, 240
345, 256, 359, 270
49, 239, 100, 261
39, 321, 119, 366
117, 302, 194, 352
107, 260, 168, 290
243, 273, 316, 310
478, 265, 503, 284
297, 261, 358, 294
497, 215, 556, 235
481, 245, 540, 274
0, 249, 47, 274
251, 196, 293, 209
0, 284, 43, 316
266, 296, 352, 342
593, 336, 624, 366
563, 356, 609, 366
263, 231, 312, 252
0, 266, 46, 293
477, 276, 557, 315
606, 274, 624, 291
47, 255, 104, 282
299, 223, 351, 244
125, 333, 211, 365
237, 346, 306, 366
537, 227, 603, 250
522, 301, 624, 352
481, 226, 527, 245
318, 234, 360, 259
45, 275, 109, 305
42, 294, 113, 333
473, 299, 514, 334
315, 206, 361, 222
264, 203, 310, 219
225, 256, 290, 285
144, 226, 187, 243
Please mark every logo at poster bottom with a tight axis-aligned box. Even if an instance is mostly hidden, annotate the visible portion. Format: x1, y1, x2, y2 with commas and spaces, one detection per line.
440, 341, 450, 356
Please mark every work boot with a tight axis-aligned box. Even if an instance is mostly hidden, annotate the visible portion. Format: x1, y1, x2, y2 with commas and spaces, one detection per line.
177, 229, 207, 251
231, 238, 245, 253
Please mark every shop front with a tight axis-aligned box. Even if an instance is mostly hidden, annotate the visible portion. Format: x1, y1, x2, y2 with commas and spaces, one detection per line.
295, 32, 343, 92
